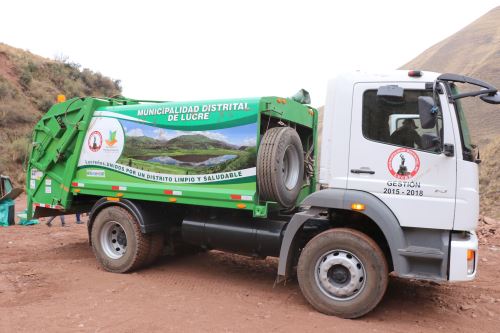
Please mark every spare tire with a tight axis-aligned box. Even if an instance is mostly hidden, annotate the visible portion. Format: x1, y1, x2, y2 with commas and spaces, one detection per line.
257, 127, 304, 208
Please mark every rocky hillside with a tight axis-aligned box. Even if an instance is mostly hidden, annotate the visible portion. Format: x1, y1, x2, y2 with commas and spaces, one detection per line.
0, 43, 121, 182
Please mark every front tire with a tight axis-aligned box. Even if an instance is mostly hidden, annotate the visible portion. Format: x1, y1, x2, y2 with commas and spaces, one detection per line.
91, 206, 152, 273
297, 228, 388, 318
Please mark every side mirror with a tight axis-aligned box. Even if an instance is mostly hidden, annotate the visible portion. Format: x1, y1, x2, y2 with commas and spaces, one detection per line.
377, 85, 404, 105
480, 92, 500, 104
418, 96, 437, 129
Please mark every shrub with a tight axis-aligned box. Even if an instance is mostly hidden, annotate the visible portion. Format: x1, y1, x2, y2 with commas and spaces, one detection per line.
0, 78, 20, 100
62, 78, 85, 98
29, 80, 58, 112
10, 136, 30, 164
0, 99, 38, 125
0, 78, 12, 99
26, 61, 38, 75
0, 154, 10, 174
46, 62, 66, 88
113, 79, 122, 93
20, 69, 32, 87
80, 68, 119, 96
37, 95, 55, 113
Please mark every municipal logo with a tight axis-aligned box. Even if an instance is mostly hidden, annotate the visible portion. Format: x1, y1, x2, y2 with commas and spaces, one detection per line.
387, 148, 420, 180
88, 131, 103, 152
105, 130, 118, 147
78, 117, 124, 167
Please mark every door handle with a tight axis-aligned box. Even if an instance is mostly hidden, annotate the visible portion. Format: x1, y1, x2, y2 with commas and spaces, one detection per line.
350, 169, 375, 175
443, 144, 454, 157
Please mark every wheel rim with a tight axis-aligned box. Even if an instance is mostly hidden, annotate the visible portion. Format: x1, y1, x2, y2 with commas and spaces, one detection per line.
282, 144, 300, 190
314, 250, 366, 301
100, 220, 128, 259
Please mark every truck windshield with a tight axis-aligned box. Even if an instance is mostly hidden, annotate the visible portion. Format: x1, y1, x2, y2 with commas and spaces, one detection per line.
451, 85, 474, 160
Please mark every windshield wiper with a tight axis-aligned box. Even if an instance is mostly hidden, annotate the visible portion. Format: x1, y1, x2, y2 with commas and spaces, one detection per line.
437, 73, 500, 104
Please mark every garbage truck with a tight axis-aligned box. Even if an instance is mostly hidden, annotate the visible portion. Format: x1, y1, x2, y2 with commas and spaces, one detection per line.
25, 70, 500, 318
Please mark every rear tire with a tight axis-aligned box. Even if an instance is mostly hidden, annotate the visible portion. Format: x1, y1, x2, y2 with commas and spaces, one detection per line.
297, 228, 388, 318
91, 206, 151, 273
257, 127, 304, 208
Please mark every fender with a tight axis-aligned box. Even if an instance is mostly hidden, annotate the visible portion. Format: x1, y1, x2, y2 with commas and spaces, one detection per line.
277, 188, 409, 281
87, 198, 165, 243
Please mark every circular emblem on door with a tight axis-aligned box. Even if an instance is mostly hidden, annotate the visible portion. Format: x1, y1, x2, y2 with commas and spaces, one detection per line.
387, 148, 420, 180
88, 131, 103, 152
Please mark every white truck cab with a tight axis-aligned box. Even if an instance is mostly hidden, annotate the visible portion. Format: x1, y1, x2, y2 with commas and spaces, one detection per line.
318, 70, 491, 282
271, 70, 500, 318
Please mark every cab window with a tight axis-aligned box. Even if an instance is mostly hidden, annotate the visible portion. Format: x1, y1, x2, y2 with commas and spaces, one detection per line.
450, 84, 474, 161
362, 89, 442, 153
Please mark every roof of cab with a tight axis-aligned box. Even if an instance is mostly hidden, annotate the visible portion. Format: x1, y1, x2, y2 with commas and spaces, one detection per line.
329, 70, 441, 86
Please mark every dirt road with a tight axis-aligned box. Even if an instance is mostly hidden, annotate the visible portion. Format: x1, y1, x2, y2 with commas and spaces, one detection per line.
1, 195, 500, 332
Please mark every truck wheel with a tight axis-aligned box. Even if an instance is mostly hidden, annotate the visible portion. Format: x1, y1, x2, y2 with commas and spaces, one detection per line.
297, 228, 388, 318
257, 127, 304, 208
91, 206, 151, 273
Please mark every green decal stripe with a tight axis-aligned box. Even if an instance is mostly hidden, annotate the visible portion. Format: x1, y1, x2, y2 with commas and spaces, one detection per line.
72, 188, 255, 211
72, 180, 255, 197
76, 165, 255, 186
93, 113, 258, 131
71, 176, 256, 205
207, 175, 256, 185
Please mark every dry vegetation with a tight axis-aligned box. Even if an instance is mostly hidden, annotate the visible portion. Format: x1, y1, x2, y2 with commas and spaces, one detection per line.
480, 136, 500, 219
0, 43, 121, 183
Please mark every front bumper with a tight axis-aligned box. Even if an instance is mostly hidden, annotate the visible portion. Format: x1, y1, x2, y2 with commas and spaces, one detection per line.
448, 231, 478, 281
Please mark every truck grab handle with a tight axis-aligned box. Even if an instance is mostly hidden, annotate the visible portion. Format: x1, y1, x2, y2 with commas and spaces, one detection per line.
350, 169, 375, 175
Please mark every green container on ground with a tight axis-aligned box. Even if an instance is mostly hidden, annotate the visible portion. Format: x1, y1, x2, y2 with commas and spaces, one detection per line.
0, 199, 15, 226
17, 209, 39, 226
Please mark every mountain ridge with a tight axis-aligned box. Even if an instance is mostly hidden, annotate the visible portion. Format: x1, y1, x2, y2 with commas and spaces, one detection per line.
125, 133, 238, 151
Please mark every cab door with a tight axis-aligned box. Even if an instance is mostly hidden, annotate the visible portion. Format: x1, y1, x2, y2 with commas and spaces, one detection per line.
347, 82, 457, 229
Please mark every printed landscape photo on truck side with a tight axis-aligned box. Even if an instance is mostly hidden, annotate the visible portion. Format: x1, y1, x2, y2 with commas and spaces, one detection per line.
117, 120, 257, 175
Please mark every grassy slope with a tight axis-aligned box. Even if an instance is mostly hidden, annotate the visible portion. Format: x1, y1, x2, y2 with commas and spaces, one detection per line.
0, 43, 121, 183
